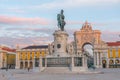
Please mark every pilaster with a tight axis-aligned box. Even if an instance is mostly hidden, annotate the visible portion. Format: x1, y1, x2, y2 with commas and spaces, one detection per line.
71, 56, 74, 71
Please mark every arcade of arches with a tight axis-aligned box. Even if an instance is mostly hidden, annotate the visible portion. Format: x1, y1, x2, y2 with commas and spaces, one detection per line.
16, 45, 48, 69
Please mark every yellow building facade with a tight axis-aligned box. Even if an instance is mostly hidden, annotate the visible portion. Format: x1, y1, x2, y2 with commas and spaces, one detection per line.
102, 41, 120, 68
102, 42, 120, 68
0, 45, 16, 69
16, 45, 48, 69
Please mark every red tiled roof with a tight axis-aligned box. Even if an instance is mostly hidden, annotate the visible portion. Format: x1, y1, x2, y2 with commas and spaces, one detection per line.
1, 47, 16, 52
107, 41, 120, 46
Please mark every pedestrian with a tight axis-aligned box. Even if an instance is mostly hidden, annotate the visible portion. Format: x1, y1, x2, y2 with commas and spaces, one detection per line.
28, 67, 30, 72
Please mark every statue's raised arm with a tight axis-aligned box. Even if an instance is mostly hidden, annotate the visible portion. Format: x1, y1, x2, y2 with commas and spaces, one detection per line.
57, 9, 66, 31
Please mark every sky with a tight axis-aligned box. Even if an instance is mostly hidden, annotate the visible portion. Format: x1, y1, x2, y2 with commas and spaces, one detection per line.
0, 0, 120, 48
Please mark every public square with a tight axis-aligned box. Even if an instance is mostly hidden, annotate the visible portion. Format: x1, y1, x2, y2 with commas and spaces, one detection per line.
0, 68, 120, 80
0, 0, 120, 80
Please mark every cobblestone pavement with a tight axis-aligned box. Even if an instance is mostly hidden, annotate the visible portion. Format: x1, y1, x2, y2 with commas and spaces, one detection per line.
0, 68, 120, 80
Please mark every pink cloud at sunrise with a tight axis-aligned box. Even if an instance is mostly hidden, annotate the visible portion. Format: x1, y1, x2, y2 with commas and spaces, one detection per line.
0, 15, 50, 25
102, 31, 120, 42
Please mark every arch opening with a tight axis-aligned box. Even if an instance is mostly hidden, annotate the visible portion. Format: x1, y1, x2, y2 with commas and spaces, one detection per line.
82, 42, 94, 68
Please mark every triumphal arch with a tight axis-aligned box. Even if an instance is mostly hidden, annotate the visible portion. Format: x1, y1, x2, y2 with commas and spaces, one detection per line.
74, 21, 107, 68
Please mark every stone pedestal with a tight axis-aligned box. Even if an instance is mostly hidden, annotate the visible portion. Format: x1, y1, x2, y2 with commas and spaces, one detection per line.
53, 30, 69, 57
39, 29, 88, 73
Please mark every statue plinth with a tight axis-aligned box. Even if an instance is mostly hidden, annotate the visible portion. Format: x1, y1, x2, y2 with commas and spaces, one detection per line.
53, 30, 69, 57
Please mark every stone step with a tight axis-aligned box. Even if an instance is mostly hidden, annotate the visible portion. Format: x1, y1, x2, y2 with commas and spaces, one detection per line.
43, 67, 71, 73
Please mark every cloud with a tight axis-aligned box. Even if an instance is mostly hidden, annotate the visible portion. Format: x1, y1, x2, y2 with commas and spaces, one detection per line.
0, 15, 50, 25
6, 27, 53, 32
1, 0, 119, 11
0, 29, 119, 48
0, 37, 53, 48
67, 20, 120, 28
92, 21, 120, 27
3, 27, 55, 38
102, 31, 120, 42
102, 31, 120, 35
6, 7, 25, 13
32, 0, 120, 9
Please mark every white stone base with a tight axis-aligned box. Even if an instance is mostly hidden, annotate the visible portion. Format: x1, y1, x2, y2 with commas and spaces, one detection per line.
42, 67, 70, 73
53, 30, 69, 57
71, 67, 88, 72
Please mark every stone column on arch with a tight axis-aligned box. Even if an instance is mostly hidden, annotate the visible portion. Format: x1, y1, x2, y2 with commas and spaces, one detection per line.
82, 55, 85, 67
99, 52, 102, 68
71, 56, 74, 71
96, 52, 100, 68
82, 52, 88, 70
95, 52, 98, 68
93, 52, 97, 67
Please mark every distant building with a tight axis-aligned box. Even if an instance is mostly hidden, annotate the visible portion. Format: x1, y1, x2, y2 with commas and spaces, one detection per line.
0, 45, 16, 69
102, 41, 120, 68
16, 45, 48, 69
